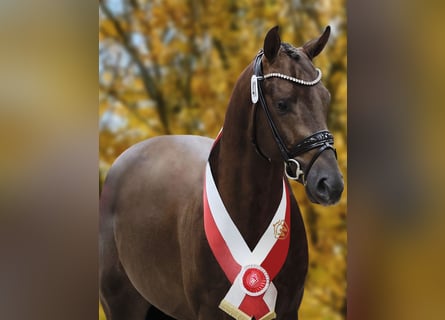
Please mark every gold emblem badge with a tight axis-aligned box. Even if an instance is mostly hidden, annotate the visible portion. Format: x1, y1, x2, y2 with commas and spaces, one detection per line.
273, 220, 289, 240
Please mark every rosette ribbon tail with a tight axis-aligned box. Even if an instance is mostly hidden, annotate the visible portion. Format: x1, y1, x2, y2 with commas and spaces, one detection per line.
218, 272, 278, 320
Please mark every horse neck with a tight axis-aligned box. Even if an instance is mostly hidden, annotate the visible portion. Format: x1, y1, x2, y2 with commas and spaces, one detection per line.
208, 64, 285, 250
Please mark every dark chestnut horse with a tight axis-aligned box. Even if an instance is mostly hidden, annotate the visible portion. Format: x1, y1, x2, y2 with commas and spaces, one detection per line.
100, 26, 343, 320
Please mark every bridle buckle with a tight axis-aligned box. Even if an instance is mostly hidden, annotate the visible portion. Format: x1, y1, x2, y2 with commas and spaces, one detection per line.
285, 159, 304, 181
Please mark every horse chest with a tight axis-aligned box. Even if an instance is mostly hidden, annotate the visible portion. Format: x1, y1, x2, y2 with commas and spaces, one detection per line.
181, 200, 309, 318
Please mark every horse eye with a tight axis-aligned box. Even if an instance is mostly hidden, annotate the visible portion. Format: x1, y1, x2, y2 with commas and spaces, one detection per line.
277, 101, 289, 112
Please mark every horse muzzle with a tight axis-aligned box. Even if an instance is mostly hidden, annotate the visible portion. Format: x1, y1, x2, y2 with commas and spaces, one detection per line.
304, 151, 344, 206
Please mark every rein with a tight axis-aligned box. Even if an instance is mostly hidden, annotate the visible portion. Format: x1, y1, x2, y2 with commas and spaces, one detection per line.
250, 50, 336, 184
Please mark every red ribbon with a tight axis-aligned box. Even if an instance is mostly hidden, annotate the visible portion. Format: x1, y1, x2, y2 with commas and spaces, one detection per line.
203, 167, 291, 319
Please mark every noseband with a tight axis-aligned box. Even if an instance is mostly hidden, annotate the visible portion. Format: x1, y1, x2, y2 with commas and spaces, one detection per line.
250, 50, 337, 184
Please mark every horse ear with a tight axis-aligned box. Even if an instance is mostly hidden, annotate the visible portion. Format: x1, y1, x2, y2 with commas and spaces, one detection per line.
302, 26, 331, 60
263, 26, 281, 62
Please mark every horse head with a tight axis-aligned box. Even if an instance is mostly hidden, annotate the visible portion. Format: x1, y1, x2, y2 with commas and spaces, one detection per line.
252, 26, 344, 205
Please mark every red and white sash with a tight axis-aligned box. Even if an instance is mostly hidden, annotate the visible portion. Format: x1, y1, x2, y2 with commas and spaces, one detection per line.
203, 162, 291, 320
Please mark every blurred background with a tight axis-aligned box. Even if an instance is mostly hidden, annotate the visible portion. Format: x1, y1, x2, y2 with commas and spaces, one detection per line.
99, 0, 347, 319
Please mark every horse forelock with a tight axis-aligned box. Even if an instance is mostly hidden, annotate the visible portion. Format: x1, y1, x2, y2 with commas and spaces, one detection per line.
281, 42, 301, 61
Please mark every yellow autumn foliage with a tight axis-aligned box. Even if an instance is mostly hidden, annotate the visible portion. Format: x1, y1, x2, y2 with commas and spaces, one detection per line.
99, 0, 347, 318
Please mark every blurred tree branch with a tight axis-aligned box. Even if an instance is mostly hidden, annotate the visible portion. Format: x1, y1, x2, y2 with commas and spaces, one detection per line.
99, 0, 170, 134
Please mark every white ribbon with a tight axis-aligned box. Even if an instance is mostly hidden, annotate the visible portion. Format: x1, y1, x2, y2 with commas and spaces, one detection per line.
205, 163, 287, 317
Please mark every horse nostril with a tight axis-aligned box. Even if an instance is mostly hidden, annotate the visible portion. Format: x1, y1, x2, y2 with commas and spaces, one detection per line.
308, 175, 344, 205
317, 178, 329, 195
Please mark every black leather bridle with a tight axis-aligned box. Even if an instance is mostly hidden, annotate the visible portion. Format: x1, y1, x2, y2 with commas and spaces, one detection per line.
250, 50, 337, 184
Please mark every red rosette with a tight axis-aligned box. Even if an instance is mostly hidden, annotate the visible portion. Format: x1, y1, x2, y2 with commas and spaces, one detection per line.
239, 265, 270, 296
